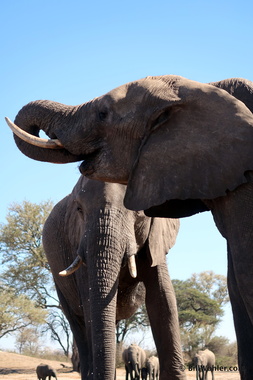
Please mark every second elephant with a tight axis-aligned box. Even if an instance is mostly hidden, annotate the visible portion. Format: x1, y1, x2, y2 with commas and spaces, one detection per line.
194, 349, 215, 380
42, 176, 184, 380
122, 344, 146, 380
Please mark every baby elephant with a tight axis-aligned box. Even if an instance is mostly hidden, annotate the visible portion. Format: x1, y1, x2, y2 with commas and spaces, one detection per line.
142, 356, 160, 380
36, 364, 57, 380
194, 349, 215, 380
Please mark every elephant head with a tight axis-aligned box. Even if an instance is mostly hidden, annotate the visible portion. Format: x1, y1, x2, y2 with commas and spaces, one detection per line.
7, 75, 253, 218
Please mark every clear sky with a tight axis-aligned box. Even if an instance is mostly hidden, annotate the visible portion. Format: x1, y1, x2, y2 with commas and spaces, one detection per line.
1, 0, 253, 347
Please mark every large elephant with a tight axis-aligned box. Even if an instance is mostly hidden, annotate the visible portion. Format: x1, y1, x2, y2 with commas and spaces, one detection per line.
122, 344, 146, 380
193, 349, 215, 380
7, 75, 253, 379
42, 175, 183, 380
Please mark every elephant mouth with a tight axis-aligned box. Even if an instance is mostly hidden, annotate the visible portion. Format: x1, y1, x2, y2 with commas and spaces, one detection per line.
79, 149, 101, 176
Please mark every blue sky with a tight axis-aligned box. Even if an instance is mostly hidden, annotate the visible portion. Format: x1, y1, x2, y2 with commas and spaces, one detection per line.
1, 0, 253, 346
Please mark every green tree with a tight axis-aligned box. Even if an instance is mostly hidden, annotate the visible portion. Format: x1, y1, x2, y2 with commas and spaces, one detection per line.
207, 336, 238, 366
0, 200, 54, 305
0, 286, 46, 339
0, 200, 71, 355
15, 327, 40, 355
172, 272, 228, 356
189, 271, 229, 306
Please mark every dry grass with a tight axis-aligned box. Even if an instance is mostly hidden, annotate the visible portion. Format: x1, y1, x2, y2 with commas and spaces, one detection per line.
0, 351, 241, 379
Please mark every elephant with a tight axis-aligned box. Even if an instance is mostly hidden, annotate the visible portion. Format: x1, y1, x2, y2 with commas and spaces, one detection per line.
7, 74, 253, 379
142, 356, 160, 380
193, 349, 215, 380
36, 364, 57, 380
122, 344, 146, 380
41, 175, 183, 380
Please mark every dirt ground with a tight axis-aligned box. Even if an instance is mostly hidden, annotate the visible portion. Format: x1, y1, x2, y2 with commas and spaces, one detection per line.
0, 351, 241, 379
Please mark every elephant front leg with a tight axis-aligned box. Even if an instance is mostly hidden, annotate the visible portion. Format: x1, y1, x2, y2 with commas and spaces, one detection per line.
139, 258, 186, 380
227, 245, 253, 380
205, 182, 253, 380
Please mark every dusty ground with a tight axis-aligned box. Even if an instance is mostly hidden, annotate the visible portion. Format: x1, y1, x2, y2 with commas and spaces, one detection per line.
0, 351, 240, 379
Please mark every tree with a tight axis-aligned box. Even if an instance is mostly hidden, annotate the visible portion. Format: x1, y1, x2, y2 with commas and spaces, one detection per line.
172, 272, 228, 356
207, 336, 238, 366
116, 304, 150, 345
0, 286, 46, 339
43, 309, 71, 357
0, 200, 54, 305
189, 271, 229, 307
0, 200, 71, 355
15, 327, 40, 355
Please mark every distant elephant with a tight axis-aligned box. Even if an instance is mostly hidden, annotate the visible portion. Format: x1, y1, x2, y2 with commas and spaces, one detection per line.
36, 364, 57, 380
194, 349, 215, 380
122, 344, 146, 380
9, 75, 253, 380
41, 176, 183, 380
143, 356, 159, 380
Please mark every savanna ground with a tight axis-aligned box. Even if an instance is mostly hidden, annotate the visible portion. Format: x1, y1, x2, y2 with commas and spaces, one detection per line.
0, 351, 240, 379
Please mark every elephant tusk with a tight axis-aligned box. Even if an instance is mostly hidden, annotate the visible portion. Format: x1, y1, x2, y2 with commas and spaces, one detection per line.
59, 255, 83, 276
128, 255, 137, 278
5, 117, 64, 149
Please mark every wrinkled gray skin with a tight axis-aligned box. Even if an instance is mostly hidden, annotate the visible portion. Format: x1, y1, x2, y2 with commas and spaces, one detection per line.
42, 175, 181, 380
12, 75, 253, 379
122, 344, 146, 380
143, 356, 160, 380
36, 364, 57, 380
194, 349, 215, 380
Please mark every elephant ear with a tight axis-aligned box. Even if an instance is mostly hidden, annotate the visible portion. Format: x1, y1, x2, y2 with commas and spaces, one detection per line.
147, 218, 179, 267
124, 76, 253, 214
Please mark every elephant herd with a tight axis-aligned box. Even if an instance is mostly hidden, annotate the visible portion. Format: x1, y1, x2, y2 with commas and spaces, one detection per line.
122, 345, 215, 380
123, 344, 159, 380
7, 74, 253, 380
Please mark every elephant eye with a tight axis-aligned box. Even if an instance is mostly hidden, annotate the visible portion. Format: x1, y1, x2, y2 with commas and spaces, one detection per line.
98, 110, 108, 121
77, 206, 83, 214
74, 200, 83, 215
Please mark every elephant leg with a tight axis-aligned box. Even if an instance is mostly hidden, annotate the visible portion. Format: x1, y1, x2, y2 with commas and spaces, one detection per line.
138, 257, 186, 380
227, 245, 253, 380
56, 286, 90, 379
206, 182, 253, 380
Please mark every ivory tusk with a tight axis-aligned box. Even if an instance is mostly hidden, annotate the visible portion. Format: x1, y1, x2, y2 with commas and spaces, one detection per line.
5, 117, 64, 149
59, 255, 83, 277
128, 255, 137, 278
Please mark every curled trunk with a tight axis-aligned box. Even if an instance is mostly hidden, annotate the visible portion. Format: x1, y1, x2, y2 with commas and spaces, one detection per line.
13, 100, 83, 163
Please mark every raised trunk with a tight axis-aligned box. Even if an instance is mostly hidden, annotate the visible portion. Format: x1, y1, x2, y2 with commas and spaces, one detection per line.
13, 100, 83, 163
83, 207, 125, 380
